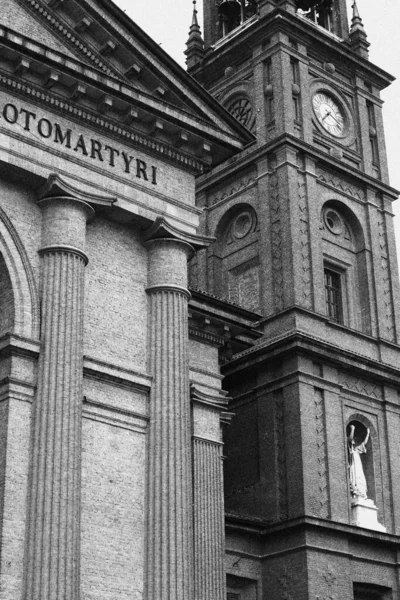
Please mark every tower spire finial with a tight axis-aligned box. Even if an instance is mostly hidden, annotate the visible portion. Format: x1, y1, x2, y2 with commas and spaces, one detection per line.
350, 1, 369, 59
185, 0, 204, 71
351, 1, 365, 33
191, 0, 199, 28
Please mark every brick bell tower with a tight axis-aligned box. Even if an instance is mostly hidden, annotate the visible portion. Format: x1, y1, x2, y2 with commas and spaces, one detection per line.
187, 1, 400, 598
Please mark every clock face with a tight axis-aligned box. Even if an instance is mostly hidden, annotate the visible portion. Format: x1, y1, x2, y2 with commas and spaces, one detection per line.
312, 92, 345, 137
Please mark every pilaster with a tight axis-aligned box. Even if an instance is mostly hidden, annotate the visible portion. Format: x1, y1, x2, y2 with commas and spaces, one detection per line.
272, 32, 297, 138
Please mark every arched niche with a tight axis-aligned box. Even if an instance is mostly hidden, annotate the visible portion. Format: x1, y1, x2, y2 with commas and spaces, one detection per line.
211, 203, 260, 312
0, 206, 39, 339
321, 200, 371, 333
346, 418, 376, 503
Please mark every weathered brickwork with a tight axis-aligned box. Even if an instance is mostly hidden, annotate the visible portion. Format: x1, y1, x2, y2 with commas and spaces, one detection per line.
1, 1, 400, 600
85, 218, 148, 372
81, 419, 146, 600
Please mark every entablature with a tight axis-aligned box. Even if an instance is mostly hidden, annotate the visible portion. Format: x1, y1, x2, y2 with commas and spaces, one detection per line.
189, 288, 262, 357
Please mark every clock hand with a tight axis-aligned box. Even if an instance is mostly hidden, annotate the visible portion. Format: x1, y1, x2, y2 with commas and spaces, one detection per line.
326, 111, 342, 127
321, 110, 331, 122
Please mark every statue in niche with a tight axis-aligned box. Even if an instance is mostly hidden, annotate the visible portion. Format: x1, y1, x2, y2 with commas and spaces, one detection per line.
347, 424, 370, 499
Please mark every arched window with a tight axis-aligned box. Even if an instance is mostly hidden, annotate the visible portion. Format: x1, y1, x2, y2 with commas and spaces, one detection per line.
212, 204, 260, 312
321, 201, 371, 333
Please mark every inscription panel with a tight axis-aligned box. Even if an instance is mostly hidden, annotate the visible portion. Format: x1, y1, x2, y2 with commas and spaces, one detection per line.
0, 93, 197, 225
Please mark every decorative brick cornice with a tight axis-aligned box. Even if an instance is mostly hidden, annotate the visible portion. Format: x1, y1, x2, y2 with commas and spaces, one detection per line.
0, 71, 204, 173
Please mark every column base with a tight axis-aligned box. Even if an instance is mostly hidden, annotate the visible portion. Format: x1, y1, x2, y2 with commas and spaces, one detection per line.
351, 498, 386, 532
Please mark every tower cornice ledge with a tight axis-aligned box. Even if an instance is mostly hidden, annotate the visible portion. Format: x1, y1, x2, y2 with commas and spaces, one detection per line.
221, 326, 400, 387
197, 134, 400, 202
225, 513, 400, 545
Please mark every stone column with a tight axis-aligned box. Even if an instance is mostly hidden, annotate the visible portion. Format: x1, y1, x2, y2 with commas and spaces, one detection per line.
190, 385, 229, 600
24, 196, 93, 600
193, 438, 225, 600
145, 236, 194, 600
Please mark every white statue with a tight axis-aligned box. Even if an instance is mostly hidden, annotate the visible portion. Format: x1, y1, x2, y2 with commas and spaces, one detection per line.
348, 425, 370, 499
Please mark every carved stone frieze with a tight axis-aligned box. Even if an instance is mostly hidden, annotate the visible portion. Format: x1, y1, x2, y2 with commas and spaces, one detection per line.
317, 167, 365, 200
270, 171, 285, 311
297, 171, 312, 310
209, 176, 257, 206
274, 390, 288, 521
378, 214, 396, 342
314, 388, 329, 519
340, 372, 383, 400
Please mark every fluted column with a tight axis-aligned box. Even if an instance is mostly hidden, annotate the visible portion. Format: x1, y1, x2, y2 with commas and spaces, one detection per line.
24, 196, 93, 600
193, 438, 225, 600
145, 237, 194, 600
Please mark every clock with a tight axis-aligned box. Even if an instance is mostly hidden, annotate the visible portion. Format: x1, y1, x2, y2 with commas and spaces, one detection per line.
312, 92, 346, 137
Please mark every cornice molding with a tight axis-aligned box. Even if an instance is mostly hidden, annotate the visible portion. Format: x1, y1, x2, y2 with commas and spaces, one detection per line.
83, 355, 152, 392
0, 24, 228, 138
189, 327, 226, 347
0, 70, 204, 173
190, 383, 230, 409
222, 325, 400, 388
14, 0, 118, 77
197, 133, 400, 200
0, 333, 40, 358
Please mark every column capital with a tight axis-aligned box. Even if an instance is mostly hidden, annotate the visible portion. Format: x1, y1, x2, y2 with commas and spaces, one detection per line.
37, 174, 116, 259
145, 218, 215, 296
37, 196, 95, 223
37, 173, 116, 214
144, 216, 214, 251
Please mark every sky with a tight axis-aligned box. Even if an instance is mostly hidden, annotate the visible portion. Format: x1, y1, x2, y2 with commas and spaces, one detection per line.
113, 0, 400, 253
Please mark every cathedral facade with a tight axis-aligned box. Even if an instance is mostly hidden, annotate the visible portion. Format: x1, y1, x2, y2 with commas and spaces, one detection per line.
0, 1, 399, 599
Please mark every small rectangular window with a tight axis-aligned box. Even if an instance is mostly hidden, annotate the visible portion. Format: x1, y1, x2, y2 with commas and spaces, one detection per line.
266, 59, 272, 85
366, 100, 376, 127
366, 100, 379, 166
324, 267, 343, 323
291, 58, 299, 84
